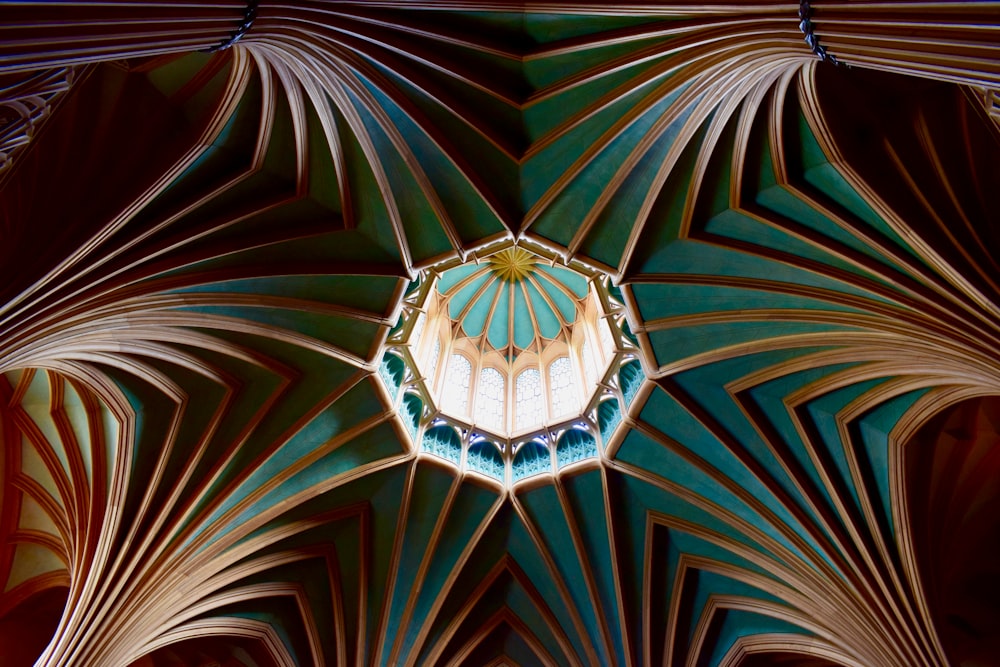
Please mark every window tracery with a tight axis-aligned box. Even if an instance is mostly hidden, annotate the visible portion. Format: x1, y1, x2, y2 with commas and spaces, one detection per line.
441, 354, 471, 415
548, 356, 577, 417
385, 244, 640, 485
426, 337, 441, 385
515, 368, 544, 430
410, 310, 426, 348
582, 337, 598, 386
599, 316, 615, 356
475, 367, 505, 432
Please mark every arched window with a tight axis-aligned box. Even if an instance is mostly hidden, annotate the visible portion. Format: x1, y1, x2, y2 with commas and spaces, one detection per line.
599, 317, 617, 358
475, 367, 505, 431
411, 310, 426, 345
549, 356, 577, 417
441, 354, 471, 415
515, 368, 543, 430
425, 337, 441, 384
582, 336, 599, 386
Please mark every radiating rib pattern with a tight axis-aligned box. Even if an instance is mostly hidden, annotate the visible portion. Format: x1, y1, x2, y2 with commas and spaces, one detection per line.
0, 4, 998, 666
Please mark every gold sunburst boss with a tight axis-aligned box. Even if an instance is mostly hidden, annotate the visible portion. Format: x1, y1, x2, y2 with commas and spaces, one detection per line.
488, 247, 536, 283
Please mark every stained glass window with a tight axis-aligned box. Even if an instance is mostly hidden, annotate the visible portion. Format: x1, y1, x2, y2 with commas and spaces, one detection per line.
441, 354, 471, 415
475, 367, 505, 432
549, 356, 577, 417
515, 368, 543, 430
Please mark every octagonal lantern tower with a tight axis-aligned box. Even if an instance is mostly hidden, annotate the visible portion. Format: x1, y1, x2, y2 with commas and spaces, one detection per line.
379, 243, 645, 487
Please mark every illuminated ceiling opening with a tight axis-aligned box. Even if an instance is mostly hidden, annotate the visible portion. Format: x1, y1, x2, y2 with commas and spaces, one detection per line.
379, 244, 644, 486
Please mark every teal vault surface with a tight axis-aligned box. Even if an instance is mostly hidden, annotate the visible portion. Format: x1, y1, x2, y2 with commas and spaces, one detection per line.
0, 7, 998, 667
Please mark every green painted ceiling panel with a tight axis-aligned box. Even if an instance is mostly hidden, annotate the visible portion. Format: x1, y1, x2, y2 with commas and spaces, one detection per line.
746, 366, 873, 542
695, 570, 786, 609
437, 262, 482, 293
242, 513, 368, 663
857, 387, 932, 540
384, 462, 459, 659
400, 479, 503, 662
791, 111, 919, 260
577, 113, 693, 268
804, 378, 892, 532
167, 343, 292, 523
699, 110, 739, 219
449, 270, 492, 319
105, 370, 178, 527
338, 88, 405, 263
305, 97, 345, 217
630, 281, 871, 323
232, 558, 339, 660
523, 36, 673, 91
225, 420, 406, 560
523, 13, 668, 43
647, 319, 859, 367
525, 85, 694, 241
461, 279, 500, 337
518, 482, 610, 663
153, 70, 261, 211
522, 57, 669, 145
237, 465, 410, 663
534, 269, 578, 320
538, 263, 588, 298
614, 429, 798, 567
625, 122, 709, 273
754, 183, 907, 278
258, 80, 302, 186
136, 360, 229, 521
671, 351, 849, 578
502, 582, 573, 666
177, 305, 382, 358
524, 279, 561, 339
705, 207, 882, 281
743, 114, 911, 272
206, 381, 394, 535
521, 78, 688, 210
414, 505, 568, 667
703, 610, 816, 667
348, 86, 450, 262
804, 163, 921, 262
512, 284, 535, 349
561, 470, 629, 665
216, 605, 306, 665
360, 75, 513, 246
632, 239, 898, 305
168, 274, 400, 312
487, 283, 511, 349
505, 508, 590, 660
636, 386, 812, 567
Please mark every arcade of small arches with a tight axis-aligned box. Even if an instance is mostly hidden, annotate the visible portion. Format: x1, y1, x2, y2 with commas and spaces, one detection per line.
377, 245, 646, 486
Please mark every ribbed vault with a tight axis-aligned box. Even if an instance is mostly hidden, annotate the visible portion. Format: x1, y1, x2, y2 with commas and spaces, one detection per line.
0, 3, 999, 666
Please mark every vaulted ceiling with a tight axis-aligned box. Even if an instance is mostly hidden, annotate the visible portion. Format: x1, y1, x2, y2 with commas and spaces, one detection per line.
1, 3, 999, 666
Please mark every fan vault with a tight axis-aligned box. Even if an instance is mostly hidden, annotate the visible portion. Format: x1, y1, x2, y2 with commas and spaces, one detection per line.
0, 3, 999, 666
